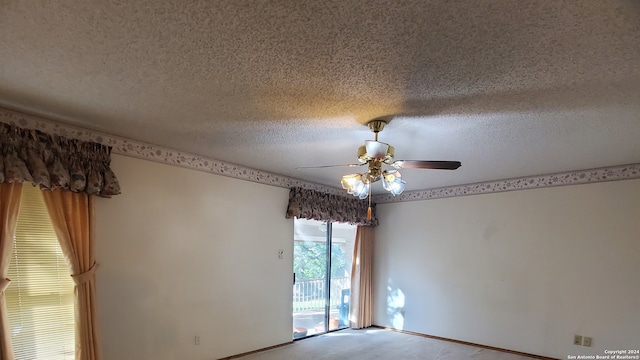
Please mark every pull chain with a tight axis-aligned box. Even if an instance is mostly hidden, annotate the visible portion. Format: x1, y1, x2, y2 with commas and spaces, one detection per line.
367, 178, 372, 220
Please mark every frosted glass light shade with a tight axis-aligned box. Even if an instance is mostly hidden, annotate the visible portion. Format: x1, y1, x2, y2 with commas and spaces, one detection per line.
341, 174, 361, 190
382, 170, 406, 196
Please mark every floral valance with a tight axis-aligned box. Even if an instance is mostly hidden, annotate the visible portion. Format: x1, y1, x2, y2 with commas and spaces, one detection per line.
285, 187, 378, 226
0, 122, 120, 196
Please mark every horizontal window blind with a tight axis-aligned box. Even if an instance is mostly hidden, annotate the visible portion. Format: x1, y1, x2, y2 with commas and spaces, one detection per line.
5, 185, 75, 360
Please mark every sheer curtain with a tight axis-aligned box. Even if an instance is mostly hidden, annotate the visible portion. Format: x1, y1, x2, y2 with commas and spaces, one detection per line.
42, 189, 101, 360
349, 225, 374, 329
0, 182, 22, 360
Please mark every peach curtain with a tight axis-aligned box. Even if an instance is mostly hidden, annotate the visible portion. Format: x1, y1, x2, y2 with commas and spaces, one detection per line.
0, 182, 22, 360
349, 225, 374, 329
42, 188, 101, 360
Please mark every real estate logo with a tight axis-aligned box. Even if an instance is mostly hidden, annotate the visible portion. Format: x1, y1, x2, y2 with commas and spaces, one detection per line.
567, 349, 640, 360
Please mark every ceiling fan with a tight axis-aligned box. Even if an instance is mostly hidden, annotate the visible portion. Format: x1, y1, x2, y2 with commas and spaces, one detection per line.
298, 118, 461, 218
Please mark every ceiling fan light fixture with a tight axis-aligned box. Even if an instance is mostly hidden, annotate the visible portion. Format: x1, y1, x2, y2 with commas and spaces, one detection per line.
383, 170, 401, 182
352, 180, 368, 198
341, 173, 372, 199
356, 182, 370, 199
382, 170, 406, 196
331, 117, 459, 202
341, 174, 361, 190
389, 179, 406, 196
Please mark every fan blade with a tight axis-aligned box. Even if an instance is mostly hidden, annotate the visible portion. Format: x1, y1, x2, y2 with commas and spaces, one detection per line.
365, 140, 390, 159
295, 163, 364, 170
392, 160, 461, 170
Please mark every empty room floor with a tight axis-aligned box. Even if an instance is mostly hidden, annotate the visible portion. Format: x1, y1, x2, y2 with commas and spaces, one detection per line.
232, 328, 546, 360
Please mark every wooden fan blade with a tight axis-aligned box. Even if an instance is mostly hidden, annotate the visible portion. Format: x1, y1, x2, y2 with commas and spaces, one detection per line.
392, 160, 461, 170
295, 163, 364, 170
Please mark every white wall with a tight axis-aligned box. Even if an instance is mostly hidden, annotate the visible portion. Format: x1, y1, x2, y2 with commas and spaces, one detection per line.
95, 155, 294, 360
373, 179, 640, 358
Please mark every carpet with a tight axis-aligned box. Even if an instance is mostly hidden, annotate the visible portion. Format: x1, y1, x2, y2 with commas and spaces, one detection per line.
232, 328, 543, 360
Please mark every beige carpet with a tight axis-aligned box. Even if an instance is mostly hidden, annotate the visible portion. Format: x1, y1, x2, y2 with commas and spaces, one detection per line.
233, 328, 541, 360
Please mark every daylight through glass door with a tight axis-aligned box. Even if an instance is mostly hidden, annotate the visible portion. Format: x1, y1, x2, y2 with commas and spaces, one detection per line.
293, 218, 356, 339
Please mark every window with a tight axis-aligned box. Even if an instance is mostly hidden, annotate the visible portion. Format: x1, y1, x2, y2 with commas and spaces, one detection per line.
293, 218, 356, 338
5, 185, 75, 360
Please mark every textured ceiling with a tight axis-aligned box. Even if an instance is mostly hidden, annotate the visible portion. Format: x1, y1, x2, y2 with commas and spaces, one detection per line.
1, 0, 639, 194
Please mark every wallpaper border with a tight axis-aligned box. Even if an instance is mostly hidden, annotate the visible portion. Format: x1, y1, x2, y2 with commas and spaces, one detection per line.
373, 163, 640, 203
2, 106, 638, 203
0, 107, 345, 196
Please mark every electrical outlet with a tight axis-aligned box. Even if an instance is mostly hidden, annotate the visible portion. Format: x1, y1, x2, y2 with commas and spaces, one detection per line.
583, 336, 592, 347
574, 335, 583, 345
195, 335, 200, 345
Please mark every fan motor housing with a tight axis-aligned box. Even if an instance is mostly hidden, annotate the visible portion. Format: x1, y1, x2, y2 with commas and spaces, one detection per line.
367, 119, 387, 133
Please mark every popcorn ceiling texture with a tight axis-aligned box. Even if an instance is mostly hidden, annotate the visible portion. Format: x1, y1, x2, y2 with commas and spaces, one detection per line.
0, 108, 345, 197
3, 107, 639, 204
0, 0, 639, 193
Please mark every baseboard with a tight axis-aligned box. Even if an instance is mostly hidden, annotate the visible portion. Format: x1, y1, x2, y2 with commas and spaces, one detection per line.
217, 341, 294, 360
371, 325, 559, 360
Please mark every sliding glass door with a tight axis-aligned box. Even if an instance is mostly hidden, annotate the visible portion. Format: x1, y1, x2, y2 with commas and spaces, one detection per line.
293, 218, 356, 339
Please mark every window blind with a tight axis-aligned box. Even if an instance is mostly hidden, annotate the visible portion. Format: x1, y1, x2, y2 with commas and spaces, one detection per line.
5, 185, 75, 360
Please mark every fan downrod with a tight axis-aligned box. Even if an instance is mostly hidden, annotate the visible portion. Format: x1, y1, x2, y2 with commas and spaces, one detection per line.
366, 118, 388, 141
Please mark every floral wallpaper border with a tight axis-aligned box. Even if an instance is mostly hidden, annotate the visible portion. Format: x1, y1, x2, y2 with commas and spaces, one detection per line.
2, 107, 639, 203
0, 107, 344, 196
373, 163, 640, 203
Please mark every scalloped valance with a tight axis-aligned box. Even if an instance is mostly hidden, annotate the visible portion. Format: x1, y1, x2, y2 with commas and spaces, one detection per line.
285, 187, 378, 226
0, 122, 120, 196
